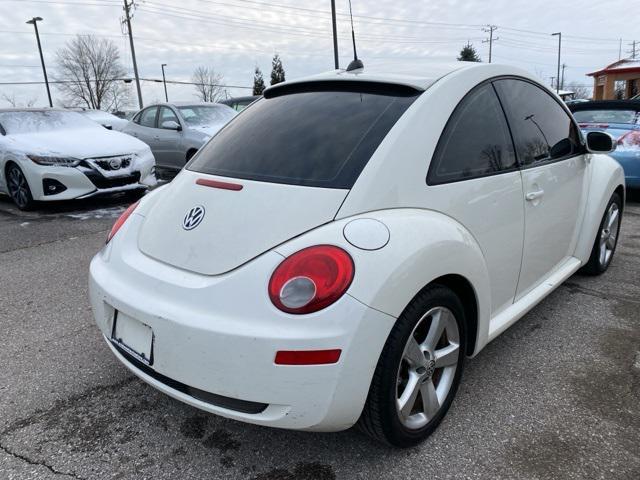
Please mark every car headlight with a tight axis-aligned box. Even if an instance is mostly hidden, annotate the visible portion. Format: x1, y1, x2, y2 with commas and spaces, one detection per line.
28, 155, 81, 167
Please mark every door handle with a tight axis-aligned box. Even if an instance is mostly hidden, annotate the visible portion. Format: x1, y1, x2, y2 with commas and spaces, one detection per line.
153, 135, 160, 140
525, 189, 545, 201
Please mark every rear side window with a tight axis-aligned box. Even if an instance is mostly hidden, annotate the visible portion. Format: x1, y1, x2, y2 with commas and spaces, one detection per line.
494, 79, 581, 167
188, 83, 419, 188
427, 84, 516, 185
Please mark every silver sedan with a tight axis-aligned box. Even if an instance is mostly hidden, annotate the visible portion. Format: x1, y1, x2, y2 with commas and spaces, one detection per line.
122, 102, 237, 171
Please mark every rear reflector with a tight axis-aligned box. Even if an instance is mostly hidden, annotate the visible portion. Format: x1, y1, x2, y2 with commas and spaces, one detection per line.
274, 349, 341, 365
195, 178, 243, 191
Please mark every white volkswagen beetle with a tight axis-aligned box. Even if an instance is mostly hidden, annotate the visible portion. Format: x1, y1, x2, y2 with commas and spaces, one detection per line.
89, 62, 624, 447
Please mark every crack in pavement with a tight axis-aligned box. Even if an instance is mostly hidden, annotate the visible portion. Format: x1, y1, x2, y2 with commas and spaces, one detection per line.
0, 439, 86, 479
560, 281, 640, 305
0, 228, 108, 255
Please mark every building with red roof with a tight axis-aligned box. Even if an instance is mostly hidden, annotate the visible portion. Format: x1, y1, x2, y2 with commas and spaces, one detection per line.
588, 58, 640, 100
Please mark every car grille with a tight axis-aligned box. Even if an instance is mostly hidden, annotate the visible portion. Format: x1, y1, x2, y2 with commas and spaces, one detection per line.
84, 171, 141, 189
88, 155, 133, 171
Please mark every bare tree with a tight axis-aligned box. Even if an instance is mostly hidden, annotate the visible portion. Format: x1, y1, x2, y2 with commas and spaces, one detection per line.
2, 93, 37, 108
55, 35, 126, 110
192, 66, 227, 102
565, 81, 591, 100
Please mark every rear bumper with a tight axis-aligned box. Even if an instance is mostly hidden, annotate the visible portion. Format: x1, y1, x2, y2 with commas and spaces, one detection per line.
89, 214, 395, 431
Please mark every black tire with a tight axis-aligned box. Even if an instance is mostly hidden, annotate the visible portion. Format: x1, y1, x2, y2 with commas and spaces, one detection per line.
186, 149, 197, 162
6, 163, 35, 210
358, 285, 466, 447
580, 192, 622, 275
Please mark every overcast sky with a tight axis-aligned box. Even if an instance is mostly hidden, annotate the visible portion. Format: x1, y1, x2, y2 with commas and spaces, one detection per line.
0, 0, 636, 108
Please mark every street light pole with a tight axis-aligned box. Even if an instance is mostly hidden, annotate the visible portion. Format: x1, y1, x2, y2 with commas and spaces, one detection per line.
552, 32, 562, 94
26, 17, 52, 107
161, 63, 168, 102
330, 0, 339, 69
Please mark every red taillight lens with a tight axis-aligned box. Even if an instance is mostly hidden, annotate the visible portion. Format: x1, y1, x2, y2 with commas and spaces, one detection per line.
275, 349, 342, 365
268, 245, 354, 314
617, 130, 640, 148
106, 201, 139, 243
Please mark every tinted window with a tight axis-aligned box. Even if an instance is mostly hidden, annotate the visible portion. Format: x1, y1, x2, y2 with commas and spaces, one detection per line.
159, 107, 179, 128
495, 79, 581, 166
138, 107, 157, 128
188, 85, 418, 188
427, 84, 516, 184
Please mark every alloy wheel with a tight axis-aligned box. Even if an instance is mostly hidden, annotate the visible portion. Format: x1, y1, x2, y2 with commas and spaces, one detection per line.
599, 202, 619, 268
7, 166, 30, 208
396, 306, 460, 430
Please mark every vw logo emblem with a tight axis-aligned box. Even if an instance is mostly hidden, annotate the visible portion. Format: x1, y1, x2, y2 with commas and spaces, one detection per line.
183, 205, 205, 231
109, 157, 122, 170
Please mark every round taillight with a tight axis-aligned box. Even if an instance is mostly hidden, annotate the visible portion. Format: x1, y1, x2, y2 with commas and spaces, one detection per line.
268, 245, 355, 314
106, 201, 139, 244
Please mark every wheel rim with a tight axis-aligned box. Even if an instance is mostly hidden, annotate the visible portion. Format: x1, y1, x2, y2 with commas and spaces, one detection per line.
7, 166, 29, 208
396, 306, 460, 430
599, 203, 619, 267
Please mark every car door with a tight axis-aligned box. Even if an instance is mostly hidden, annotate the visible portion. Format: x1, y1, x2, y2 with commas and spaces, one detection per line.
128, 106, 158, 148
425, 83, 525, 317
494, 78, 588, 300
154, 106, 184, 169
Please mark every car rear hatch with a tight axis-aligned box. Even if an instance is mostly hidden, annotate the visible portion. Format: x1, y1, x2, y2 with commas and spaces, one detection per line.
137, 80, 420, 275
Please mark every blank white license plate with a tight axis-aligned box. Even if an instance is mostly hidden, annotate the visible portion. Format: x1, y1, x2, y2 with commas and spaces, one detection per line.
112, 311, 153, 365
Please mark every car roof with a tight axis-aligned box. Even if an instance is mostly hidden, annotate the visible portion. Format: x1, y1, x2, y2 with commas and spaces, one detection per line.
0, 108, 70, 113
147, 102, 231, 108
568, 100, 640, 112
265, 61, 489, 94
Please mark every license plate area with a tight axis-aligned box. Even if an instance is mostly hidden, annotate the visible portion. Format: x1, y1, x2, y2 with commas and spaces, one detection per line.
111, 311, 154, 365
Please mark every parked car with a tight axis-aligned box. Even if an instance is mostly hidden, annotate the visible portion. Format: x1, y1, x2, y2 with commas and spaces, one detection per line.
0, 109, 156, 210
79, 109, 129, 131
122, 102, 237, 171
90, 62, 624, 447
569, 100, 640, 189
219, 95, 260, 112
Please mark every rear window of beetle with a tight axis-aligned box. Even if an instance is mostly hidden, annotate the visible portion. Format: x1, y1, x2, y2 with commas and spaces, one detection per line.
187, 83, 419, 189
573, 109, 638, 125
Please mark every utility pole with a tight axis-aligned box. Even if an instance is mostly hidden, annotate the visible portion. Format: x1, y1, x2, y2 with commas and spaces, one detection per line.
482, 25, 498, 63
628, 40, 637, 59
123, 0, 143, 109
552, 32, 561, 94
26, 17, 52, 107
619, 38, 622, 60
561, 63, 566, 90
330, 0, 339, 69
161, 63, 168, 102
550, 76, 556, 90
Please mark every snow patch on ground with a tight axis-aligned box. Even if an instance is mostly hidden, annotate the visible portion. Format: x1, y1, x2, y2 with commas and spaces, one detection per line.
19, 222, 29, 227
65, 206, 125, 220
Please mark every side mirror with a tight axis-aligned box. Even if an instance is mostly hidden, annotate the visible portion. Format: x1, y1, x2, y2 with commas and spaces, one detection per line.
586, 131, 616, 154
103, 124, 113, 130
161, 120, 182, 131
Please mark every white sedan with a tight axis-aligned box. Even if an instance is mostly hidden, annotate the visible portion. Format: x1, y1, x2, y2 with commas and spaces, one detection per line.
89, 62, 624, 447
0, 109, 156, 209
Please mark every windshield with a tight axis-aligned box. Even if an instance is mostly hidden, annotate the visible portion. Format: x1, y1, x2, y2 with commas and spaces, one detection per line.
177, 105, 237, 127
573, 109, 638, 125
0, 110, 101, 134
187, 85, 419, 189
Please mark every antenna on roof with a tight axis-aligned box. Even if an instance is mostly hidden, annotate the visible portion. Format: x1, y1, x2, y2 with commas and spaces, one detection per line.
346, 0, 363, 72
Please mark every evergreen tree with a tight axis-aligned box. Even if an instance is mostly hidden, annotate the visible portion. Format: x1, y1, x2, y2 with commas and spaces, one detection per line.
270, 54, 286, 85
253, 67, 266, 95
457, 42, 482, 62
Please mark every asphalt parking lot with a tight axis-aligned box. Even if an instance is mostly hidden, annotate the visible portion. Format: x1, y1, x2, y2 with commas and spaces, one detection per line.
0, 191, 638, 480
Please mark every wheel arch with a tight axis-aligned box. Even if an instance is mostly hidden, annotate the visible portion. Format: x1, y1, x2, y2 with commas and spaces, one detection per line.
574, 154, 626, 263
425, 274, 479, 356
